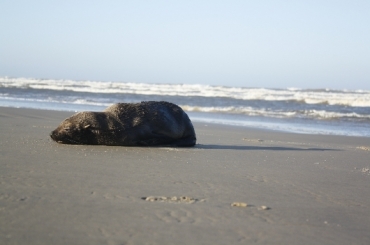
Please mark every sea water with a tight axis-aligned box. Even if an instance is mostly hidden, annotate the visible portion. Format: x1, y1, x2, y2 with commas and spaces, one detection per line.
1, 77, 369, 137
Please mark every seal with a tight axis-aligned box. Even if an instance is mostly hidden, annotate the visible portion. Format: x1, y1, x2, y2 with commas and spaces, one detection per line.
50, 101, 196, 147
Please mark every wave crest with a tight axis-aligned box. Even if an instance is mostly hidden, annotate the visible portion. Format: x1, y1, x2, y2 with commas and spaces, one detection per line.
1, 77, 370, 107
182, 105, 370, 121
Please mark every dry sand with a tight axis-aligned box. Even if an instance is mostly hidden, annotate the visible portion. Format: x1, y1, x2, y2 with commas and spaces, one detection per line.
1, 107, 369, 245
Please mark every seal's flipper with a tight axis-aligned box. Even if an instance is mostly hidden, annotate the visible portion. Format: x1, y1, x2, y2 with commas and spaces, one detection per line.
138, 133, 196, 147
137, 132, 174, 146
168, 135, 196, 147
137, 137, 173, 146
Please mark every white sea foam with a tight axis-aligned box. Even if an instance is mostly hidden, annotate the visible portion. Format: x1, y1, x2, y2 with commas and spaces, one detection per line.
181, 106, 370, 120
0, 95, 110, 108
1, 77, 370, 107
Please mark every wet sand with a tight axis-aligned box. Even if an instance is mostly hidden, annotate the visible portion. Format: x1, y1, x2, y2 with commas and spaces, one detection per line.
1, 107, 369, 245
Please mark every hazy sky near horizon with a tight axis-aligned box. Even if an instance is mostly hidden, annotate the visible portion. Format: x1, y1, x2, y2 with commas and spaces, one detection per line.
1, 0, 369, 90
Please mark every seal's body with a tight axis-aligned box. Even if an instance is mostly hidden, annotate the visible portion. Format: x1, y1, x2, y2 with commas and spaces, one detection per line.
50, 101, 196, 146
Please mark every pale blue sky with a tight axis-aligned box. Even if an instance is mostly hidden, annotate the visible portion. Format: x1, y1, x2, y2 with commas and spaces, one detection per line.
1, 0, 369, 90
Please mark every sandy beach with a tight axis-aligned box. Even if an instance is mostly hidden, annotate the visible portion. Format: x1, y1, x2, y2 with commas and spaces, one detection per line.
1, 106, 369, 245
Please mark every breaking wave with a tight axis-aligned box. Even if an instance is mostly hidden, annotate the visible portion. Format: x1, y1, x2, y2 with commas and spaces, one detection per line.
1, 77, 370, 107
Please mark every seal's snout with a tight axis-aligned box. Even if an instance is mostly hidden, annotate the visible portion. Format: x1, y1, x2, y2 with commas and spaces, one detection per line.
50, 131, 57, 141
50, 131, 64, 143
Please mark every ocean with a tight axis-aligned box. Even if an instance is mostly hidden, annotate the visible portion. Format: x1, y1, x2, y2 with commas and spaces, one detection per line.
1, 77, 370, 137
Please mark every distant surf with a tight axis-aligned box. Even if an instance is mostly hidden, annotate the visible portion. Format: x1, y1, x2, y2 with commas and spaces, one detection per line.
1, 77, 369, 137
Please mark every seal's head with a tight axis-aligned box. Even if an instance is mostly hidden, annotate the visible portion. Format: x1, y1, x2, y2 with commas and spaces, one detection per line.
50, 112, 96, 144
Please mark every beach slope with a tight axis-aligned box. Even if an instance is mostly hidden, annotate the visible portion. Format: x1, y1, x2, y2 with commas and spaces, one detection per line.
1, 107, 369, 245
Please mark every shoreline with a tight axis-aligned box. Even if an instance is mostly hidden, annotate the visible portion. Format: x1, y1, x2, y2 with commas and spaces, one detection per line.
1, 105, 369, 138
1, 107, 369, 244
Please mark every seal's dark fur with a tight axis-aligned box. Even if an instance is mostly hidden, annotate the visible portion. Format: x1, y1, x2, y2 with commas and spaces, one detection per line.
50, 101, 196, 146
